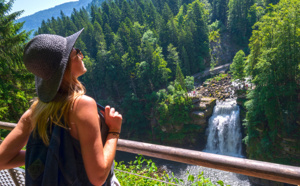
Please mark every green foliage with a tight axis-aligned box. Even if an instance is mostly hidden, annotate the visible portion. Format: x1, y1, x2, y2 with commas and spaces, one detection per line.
209, 27, 221, 69
0, 0, 34, 124
115, 155, 175, 185
227, 0, 256, 46
210, 0, 228, 24
244, 0, 300, 165
185, 76, 195, 91
155, 78, 193, 134
209, 20, 226, 33
115, 155, 223, 185
167, 44, 180, 78
175, 63, 186, 90
205, 73, 228, 83
32, 0, 213, 141
230, 50, 246, 80
209, 29, 220, 43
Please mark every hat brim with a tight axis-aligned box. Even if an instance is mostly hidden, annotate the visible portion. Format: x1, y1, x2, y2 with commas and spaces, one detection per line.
35, 28, 84, 102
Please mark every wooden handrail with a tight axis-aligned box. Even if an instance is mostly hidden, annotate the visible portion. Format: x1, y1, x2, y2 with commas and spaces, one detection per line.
1, 121, 300, 185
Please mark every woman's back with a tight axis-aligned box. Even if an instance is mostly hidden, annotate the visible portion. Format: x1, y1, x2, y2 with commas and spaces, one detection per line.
0, 29, 122, 186
25, 123, 94, 186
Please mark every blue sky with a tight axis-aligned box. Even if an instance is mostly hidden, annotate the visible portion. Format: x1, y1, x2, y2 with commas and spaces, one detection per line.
11, 0, 79, 18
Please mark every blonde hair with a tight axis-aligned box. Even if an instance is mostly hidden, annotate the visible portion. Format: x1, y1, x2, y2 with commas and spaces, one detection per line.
30, 59, 86, 145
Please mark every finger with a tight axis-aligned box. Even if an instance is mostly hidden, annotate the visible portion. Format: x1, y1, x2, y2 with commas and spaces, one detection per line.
105, 106, 110, 118
110, 107, 115, 115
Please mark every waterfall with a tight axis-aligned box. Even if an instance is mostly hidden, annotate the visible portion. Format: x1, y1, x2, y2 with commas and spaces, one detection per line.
174, 99, 250, 186
204, 99, 243, 157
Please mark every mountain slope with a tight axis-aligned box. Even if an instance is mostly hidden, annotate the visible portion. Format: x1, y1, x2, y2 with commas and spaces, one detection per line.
17, 0, 93, 37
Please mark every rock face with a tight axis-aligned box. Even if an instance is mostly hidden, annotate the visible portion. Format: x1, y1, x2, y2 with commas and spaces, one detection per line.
190, 97, 216, 128
186, 74, 235, 135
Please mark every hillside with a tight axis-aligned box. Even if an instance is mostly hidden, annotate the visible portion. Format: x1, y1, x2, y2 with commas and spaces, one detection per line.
16, 0, 94, 37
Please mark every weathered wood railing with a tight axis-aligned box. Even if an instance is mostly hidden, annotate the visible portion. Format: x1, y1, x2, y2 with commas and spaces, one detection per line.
1, 121, 300, 185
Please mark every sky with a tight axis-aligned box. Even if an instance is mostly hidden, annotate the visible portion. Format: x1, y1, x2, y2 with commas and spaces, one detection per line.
11, 0, 79, 18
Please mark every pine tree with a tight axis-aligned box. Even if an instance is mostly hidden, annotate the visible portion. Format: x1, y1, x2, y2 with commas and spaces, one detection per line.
121, 0, 134, 22
136, 6, 145, 25
168, 0, 180, 15
227, 0, 256, 45
180, 46, 191, 75
162, 3, 173, 23
117, 21, 131, 51
230, 50, 246, 80
167, 44, 180, 78
175, 63, 186, 90
109, 1, 122, 32
244, 0, 300, 165
191, 1, 209, 57
0, 0, 34, 122
91, 5, 103, 26
211, 0, 228, 24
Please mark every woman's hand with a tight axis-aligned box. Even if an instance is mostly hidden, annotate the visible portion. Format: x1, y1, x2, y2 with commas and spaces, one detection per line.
101, 106, 122, 133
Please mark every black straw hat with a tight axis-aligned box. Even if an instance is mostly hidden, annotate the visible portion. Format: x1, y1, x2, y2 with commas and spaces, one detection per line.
24, 28, 84, 102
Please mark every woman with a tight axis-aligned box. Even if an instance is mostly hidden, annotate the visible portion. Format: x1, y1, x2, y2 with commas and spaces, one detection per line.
0, 28, 122, 185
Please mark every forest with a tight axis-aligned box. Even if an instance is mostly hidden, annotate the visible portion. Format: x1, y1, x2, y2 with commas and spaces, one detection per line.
0, 0, 299, 168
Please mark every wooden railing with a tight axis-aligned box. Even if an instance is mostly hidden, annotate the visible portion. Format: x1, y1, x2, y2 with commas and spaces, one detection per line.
1, 121, 300, 185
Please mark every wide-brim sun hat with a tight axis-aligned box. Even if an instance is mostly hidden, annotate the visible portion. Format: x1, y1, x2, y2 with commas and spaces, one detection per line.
23, 28, 84, 103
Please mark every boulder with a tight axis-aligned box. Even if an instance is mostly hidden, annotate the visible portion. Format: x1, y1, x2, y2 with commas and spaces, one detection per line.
190, 97, 216, 127
192, 111, 206, 119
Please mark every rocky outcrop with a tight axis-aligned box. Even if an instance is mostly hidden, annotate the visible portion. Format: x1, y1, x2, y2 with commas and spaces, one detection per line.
190, 97, 216, 128
194, 74, 235, 100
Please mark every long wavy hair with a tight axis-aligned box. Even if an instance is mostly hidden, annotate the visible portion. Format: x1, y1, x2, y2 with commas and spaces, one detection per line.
30, 58, 86, 145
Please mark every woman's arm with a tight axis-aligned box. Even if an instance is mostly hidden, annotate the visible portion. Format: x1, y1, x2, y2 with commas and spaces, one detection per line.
0, 109, 32, 169
71, 95, 122, 186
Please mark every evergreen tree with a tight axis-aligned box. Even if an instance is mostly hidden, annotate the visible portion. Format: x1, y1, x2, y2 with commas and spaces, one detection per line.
227, 0, 256, 45
136, 6, 145, 25
117, 21, 131, 51
190, 0, 209, 56
230, 50, 246, 80
166, 19, 179, 48
180, 46, 191, 75
121, 0, 134, 22
151, 47, 170, 89
211, 0, 228, 24
167, 44, 180, 78
0, 0, 34, 122
103, 23, 115, 49
175, 63, 186, 90
244, 0, 300, 165
162, 3, 173, 23
168, 0, 180, 15
91, 5, 103, 26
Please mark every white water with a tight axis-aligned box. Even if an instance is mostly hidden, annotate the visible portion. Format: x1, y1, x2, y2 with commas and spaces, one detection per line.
116, 99, 252, 185
204, 99, 242, 157
173, 99, 251, 185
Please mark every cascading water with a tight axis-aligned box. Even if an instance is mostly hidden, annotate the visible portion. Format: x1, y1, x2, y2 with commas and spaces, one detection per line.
204, 99, 243, 157
175, 99, 251, 185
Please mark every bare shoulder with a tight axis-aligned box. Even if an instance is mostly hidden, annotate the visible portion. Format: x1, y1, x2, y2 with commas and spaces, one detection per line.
72, 95, 98, 120
75, 95, 96, 109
